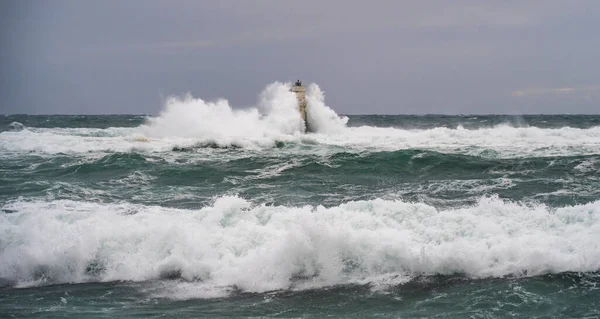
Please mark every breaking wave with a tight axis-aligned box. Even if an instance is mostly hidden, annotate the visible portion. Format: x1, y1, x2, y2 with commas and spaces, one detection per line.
1, 196, 599, 297
8, 122, 25, 132
140, 82, 305, 143
1, 82, 599, 158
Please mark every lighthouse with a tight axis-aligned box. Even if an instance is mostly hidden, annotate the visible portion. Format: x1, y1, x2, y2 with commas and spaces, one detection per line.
290, 80, 310, 132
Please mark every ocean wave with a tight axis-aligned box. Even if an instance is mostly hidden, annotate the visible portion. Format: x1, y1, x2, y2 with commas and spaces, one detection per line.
1, 196, 599, 297
1, 83, 599, 158
8, 122, 25, 132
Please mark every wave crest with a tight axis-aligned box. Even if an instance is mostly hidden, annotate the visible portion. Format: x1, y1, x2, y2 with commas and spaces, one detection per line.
2, 196, 599, 296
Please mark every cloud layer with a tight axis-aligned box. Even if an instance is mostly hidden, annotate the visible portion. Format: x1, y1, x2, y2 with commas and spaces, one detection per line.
1, 0, 599, 114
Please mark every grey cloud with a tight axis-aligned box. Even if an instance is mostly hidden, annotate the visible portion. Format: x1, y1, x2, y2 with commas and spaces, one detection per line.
1, 0, 600, 115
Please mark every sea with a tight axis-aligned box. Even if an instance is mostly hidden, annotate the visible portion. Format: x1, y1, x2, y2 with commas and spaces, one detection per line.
1, 83, 599, 318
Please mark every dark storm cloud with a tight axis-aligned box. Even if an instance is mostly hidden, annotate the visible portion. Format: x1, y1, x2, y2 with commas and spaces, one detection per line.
1, 0, 600, 114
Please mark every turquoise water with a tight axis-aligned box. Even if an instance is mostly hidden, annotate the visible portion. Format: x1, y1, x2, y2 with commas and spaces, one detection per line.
1, 111, 600, 318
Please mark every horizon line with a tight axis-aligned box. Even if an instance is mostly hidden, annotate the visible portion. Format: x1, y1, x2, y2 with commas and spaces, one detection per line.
3, 113, 600, 117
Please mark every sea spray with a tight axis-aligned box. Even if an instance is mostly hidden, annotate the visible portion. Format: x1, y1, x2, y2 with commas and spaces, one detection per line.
139, 82, 306, 143
2, 83, 600, 157
305, 83, 348, 133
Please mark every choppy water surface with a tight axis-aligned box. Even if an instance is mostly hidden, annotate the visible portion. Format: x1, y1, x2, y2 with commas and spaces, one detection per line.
1, 83, 600, 318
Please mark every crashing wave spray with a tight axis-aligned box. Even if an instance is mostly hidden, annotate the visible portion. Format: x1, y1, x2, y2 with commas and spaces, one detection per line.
139, 82, 302, 147
2, 83, 600, 157
289, 80, 348, 133
305, 83, 348, 133
138, 81, 348, 148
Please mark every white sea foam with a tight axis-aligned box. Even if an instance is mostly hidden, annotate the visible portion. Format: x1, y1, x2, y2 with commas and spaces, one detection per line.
138, 82, 306, 148
1, 82, 599, 158
8, 122, 25, 131
305, 83, 348, 134
1, 196, 599, 297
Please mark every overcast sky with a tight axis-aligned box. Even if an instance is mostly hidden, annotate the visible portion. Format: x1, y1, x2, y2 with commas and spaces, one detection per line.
1, 0, 600, 115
